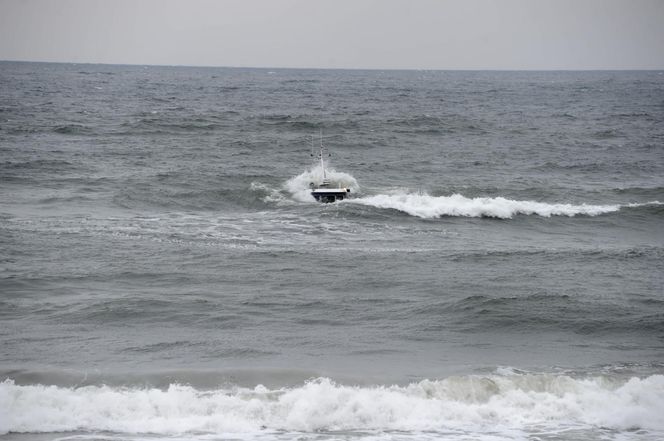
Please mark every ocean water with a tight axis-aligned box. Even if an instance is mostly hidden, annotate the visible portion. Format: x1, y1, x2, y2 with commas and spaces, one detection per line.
1, 61, 663, 440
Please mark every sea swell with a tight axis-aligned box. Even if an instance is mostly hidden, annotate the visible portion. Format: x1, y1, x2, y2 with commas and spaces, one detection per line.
3, 65, 664, 441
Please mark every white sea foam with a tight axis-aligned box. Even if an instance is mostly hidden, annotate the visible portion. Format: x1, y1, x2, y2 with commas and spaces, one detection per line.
285, 166, 360, 202
250, 181, 288, 203
2, 374, 663, 438
281, 168, 661, 219
346, 193, 660, 218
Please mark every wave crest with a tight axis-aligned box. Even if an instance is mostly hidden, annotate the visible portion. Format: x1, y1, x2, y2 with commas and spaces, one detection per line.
346, 193, 661, 218
2, 374, 664, 436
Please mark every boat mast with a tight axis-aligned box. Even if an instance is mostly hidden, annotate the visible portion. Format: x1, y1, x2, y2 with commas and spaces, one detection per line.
319, 129, 326, 181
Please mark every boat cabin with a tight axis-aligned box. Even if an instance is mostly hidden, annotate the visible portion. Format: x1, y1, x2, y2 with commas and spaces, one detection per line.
310, 181, 351, 203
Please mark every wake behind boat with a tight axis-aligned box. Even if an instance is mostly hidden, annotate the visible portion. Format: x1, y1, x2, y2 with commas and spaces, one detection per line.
309, 135, 351, 203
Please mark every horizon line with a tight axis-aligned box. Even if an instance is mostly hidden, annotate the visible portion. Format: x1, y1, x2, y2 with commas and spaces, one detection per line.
2, 59, 663, 72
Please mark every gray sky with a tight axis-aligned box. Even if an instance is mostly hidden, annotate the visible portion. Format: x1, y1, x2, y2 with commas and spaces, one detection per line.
1, 0, 663, 69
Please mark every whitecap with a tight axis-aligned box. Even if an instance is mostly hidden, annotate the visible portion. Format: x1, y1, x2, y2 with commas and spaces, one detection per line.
2, 374, 663, 436
345, 192, 657, 219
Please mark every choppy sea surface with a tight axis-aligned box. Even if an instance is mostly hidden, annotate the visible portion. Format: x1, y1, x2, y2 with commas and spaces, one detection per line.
1, 61, 663, 440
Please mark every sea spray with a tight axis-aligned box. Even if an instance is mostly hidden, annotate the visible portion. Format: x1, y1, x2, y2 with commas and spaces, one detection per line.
285, 166, 360, 202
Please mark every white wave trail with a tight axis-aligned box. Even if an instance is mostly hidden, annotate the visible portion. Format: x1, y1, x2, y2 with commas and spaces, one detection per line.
2, 374, 664, 437
346, 193, 660, 219
285, 166, 359, 202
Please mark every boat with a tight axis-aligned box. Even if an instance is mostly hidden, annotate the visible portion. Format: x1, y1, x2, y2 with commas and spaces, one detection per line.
309, 134, 351, 203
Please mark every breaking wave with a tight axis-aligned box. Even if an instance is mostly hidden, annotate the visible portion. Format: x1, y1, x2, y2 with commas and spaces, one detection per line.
346, 193, 662, 219
2, 374, 663, 437
279, 168, 661, 219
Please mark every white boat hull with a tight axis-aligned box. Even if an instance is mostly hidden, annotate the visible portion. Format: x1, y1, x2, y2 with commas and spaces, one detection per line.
311, 188, 350, 203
